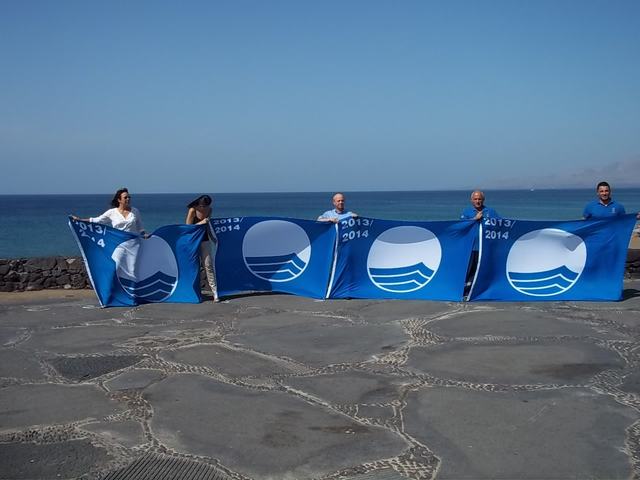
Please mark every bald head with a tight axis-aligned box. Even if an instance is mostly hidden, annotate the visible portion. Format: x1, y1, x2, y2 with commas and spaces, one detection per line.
470, 191, 485, 209
332, 193, 346, 213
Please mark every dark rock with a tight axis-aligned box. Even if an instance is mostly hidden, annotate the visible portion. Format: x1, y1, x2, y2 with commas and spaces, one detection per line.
5, 271, 20, 282
66, 258, 84, 273
28, 272, 43, 282
25, 257, 57, 272
23, 264, 40, 273
43, 277, 57, 288
56, 257, 69, 270
56, 275, 71, 285
0, 264, 10, 276
70, 274, 86, 289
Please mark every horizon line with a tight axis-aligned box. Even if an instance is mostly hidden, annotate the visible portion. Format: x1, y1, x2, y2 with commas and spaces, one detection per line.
3, 186, 640, 196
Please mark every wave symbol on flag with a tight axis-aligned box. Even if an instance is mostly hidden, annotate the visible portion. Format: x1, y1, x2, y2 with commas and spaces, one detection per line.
507, 266, 580, 296
506, 228, 586, 297
118, 271, 178, 302
245, 253, 307, 281
243, 220, 311, 283
369, 263, 435, 293
367, 226, 442, 293
112, 236, 179, 302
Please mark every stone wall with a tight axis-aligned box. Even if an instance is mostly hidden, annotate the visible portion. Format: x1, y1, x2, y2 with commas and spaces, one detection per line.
2, 252, 640, 293
0, 257, 88, 292
0, 256, 212, 293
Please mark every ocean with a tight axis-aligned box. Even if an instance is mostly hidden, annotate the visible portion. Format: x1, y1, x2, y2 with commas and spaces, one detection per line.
2, 189, 640, 259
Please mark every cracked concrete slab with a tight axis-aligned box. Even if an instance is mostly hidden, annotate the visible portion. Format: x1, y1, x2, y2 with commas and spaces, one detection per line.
404, 387, 637, 479
570, 308, 640, 332
82, 420, 146, 449
1, 286, 640, 480
104, 368, 166, 391
120, 301, 239, 324
407, 341, 624, 385
426, 308, 632, 340
355, 300, 458, 324
146, 374, 408, 479
20, 325, 150, 354
229, 319, 409, 367
0, 348, 46, 380
0, 303, 127, 328
283, 370, 407, 406
47, 354, 145, 381
0, 439, 111, 480
620, 371, 640, 394
0, 326, 29, 346
0, 384, 124, 429
231, 294, 374, 315
161, 344, 306, 377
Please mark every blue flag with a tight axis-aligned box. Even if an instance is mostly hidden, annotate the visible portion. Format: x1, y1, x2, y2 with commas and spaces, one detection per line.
328, 218, 478, 300
213, 216, 337, 299
69, 218, 206, 307
469, 214, 637, 301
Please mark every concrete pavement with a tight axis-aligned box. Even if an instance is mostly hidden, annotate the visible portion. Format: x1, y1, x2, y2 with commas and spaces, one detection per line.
1, 285, 640, 479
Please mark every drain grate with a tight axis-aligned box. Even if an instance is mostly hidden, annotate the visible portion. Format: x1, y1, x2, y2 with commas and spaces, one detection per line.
49, 355, 144, 381
102, 453, 230, 480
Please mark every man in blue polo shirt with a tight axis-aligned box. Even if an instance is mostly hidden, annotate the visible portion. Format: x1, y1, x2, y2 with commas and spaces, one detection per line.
460, 190, 500, 292
583, 181, 626, 219
460, 190, 500, 221
317, 192, 358, 223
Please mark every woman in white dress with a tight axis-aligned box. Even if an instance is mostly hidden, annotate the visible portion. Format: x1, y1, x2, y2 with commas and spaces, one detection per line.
185, 194, 219, 302
72, 188, 147, 236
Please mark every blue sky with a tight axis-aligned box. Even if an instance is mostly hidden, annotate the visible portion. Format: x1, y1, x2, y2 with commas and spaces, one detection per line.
1, 0, 639, 193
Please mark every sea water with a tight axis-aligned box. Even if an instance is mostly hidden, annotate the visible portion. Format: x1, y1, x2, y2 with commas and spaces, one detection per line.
1, 189, 639, 259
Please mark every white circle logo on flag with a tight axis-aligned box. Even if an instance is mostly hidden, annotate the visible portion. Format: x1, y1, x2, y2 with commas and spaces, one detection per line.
243, 220, 311, 282
112, 236, 179, 302
367, 226, 441, 293
506, 228, 586, 296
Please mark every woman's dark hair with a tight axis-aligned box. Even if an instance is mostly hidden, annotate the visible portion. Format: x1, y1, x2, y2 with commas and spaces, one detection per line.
187, 194, 212, 209
111, 188, 129, 208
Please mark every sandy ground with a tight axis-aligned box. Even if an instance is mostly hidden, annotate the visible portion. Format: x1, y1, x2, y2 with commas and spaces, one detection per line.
0, 288, 95, 305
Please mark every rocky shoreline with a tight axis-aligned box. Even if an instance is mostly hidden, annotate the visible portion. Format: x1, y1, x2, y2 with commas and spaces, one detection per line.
2, 252, 640, 293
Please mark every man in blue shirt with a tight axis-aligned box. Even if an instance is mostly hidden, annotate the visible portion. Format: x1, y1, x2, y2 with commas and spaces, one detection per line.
583, 181, 626, 219
317, 193, 358, 223
460, 190, 500, 221
460, 190, 500, 293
